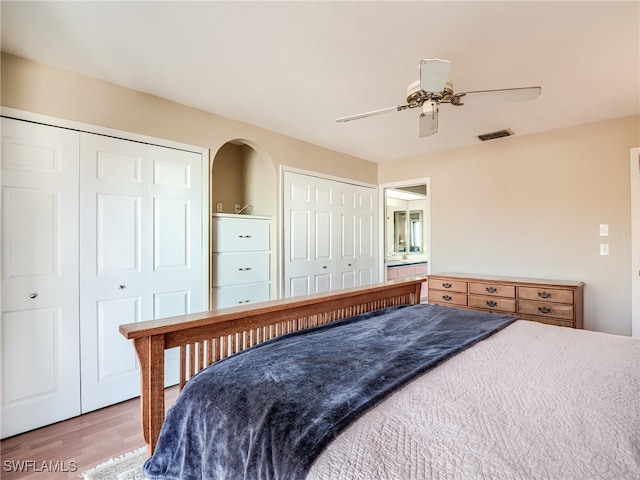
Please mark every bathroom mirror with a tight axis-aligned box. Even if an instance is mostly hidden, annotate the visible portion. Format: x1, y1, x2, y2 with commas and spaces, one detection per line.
394, 211, 407, 252
386, 184, 428, 256
394, 210, 422, 253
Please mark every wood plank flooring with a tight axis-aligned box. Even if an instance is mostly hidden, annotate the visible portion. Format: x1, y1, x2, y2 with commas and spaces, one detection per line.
0, 387, 178, 479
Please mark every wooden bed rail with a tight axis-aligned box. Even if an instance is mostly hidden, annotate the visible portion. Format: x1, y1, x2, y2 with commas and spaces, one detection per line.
119, 278, 425, 455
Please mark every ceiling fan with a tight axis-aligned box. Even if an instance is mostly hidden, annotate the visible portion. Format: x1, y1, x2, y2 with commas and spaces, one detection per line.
336, 59, 541, 137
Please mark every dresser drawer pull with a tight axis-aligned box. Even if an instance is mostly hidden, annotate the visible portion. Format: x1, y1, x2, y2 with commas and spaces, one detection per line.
442, 282, 453, 289
538, 306, 553, 314
538, 291, 551, 299
442, 295, 453, 301
486, 300, 498, 307
238, 267, 252, 271
238, 300, 251, 304
486, 287, 497, 293
238, 235, 252, 238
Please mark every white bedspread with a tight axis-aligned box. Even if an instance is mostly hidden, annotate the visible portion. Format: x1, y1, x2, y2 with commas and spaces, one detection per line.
307, 320, 640, 480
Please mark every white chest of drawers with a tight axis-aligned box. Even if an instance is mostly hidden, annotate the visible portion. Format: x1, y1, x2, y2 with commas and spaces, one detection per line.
211, 214, 272, 308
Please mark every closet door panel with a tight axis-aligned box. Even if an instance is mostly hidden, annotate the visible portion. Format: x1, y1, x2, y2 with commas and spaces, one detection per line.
339, 212, 357, 289
97, 194, 141, 273
337, 183, 377, 289
2, 188, 60, 309
148, 145, 205, 316
289, 209, 310, 262
80, 134, 149, 412
154, 198, 189, 268
1, 118, 80, 438
80, 137, 205, 411
149, 146, 205, 385
3, 310, 57, 398
96, 297, 140, 380
283, 172, 338, 296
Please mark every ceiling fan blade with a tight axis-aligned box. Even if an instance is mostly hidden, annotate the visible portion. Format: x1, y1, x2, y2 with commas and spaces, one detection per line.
420, 58, 451, 93
419, 102, 439, 137
336, 104, 410, 123
457, 86, 541, 105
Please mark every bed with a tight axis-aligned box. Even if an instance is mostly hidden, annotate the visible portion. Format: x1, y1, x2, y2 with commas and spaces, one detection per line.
120, 278, 640, 479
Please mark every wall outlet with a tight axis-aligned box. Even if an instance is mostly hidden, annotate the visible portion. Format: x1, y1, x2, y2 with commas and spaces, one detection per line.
216, 202, 223, 212
599, 224, 609, 236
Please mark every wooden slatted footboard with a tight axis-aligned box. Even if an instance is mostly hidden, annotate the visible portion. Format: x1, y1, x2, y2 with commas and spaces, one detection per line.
119, 278, 425, 455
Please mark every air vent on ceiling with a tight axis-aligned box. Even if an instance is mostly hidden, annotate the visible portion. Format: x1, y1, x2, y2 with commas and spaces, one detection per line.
477, 129, 514, 141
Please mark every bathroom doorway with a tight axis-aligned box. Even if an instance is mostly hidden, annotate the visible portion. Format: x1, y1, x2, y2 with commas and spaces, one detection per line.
380, 178, 431, 292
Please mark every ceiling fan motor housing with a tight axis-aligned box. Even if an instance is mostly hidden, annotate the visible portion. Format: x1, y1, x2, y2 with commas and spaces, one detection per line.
406, 81, 454, 105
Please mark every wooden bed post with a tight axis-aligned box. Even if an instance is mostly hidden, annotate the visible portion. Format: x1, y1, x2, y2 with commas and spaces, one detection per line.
121, 278, 426, 455
134, 334, 165, 456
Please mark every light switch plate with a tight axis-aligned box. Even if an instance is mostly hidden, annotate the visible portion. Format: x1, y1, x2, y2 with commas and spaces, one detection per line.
599, 224, 609, 236
600, 243, 609, 255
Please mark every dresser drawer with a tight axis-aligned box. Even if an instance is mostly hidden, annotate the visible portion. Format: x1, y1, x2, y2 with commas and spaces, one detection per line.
468, 295, 516, 313
518, 286, 573, 304
212, 218, 270, 252
428, 290, 468, 306
212, 283, 270, 309
468, 282, 515, 298
518, 300, 574, 321
429, 278, 467, 293
518, 313, 575, 328
211, 253, 270, 287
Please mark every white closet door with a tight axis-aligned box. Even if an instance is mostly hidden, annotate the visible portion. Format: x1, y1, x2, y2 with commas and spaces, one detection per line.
283, 171, 378, 297
1, 118, 81, 437
148, 145, 205, 385
79, 135, 205, 412
355, 185, 377, 286
283, 172, 337, 296
338, 183, 377, 288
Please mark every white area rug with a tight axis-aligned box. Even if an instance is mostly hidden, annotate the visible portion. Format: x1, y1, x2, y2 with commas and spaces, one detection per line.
81, 447, 146, 480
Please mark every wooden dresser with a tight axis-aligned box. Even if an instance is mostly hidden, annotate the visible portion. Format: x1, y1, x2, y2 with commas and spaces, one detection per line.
428, 273, 584, 328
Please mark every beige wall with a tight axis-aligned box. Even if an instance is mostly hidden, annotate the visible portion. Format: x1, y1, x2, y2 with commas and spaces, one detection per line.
211, 143, 246, 214
1, 52, 377, 300
3, 52, 638, 335
0, 53, 377, 186
379, 115, 640, 335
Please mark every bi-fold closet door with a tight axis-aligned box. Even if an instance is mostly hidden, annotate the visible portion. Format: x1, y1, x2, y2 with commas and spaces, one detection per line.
1, 117, 206, 437
78, 134, 205, 412
1, 119, 81, 438
283, 170, 378, 297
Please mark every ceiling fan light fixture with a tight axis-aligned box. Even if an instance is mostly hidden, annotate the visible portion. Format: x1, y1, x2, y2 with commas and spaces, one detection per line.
421, 102, 437, 118
419, 102, 439, 137
477, 129, 514, 141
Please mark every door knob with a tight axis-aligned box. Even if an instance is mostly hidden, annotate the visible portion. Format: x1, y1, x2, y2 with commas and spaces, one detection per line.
118, 284, 126, 290
29, 293, 38, 299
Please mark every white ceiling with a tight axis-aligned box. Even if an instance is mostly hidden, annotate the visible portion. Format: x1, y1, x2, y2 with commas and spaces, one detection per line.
1, 1, 639, 163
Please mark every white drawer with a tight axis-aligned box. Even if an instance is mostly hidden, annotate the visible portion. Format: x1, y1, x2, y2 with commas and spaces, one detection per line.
211, 252, 270, 287
212, 217, 270, 252
212, 283, 270, 309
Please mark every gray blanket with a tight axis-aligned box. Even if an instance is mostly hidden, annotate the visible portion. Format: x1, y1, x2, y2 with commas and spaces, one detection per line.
143, 304, 517, 480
